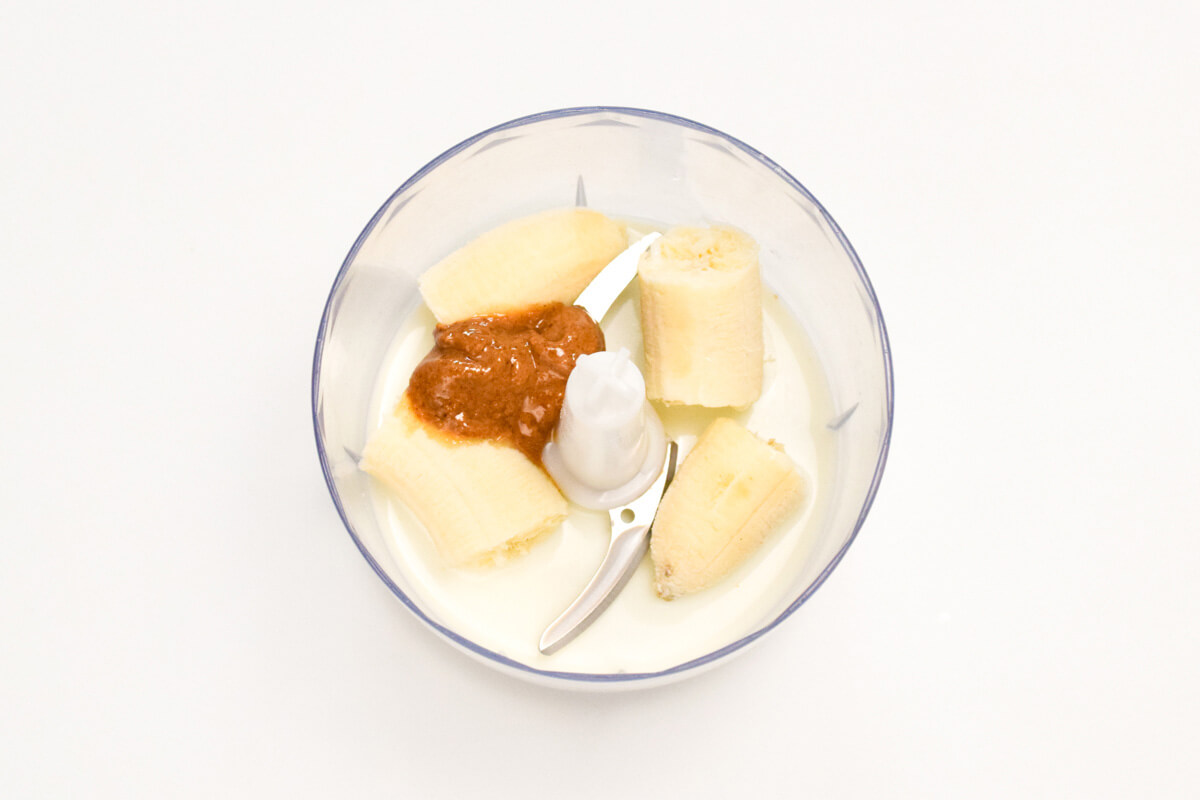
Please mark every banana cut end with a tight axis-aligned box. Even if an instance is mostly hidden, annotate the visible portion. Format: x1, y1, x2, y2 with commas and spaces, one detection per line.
639, 225, 759, 277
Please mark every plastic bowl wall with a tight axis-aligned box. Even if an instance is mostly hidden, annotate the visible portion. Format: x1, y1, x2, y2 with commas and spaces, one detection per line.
313, 107, 893, 689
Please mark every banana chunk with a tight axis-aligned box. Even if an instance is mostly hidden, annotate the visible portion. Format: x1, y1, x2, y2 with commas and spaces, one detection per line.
360, 398, 567, 567
638, 225, 763, 407
651, 417, 807, 599
419, 208, 628, 323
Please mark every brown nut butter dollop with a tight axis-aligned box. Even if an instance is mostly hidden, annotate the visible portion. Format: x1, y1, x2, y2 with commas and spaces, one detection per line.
406, 303, 604, 466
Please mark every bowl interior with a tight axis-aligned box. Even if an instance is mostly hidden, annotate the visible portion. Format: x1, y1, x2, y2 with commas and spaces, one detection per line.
313, 107, 892, 686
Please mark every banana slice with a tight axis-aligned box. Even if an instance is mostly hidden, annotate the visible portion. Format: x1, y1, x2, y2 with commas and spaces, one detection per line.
650, 417, 807, 599
638, 225, 763, 407
360, 397, 568, 567
419, 208, 628, 323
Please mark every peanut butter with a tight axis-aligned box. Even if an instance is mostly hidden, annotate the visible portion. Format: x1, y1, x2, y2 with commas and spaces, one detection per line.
406, 303, 604, 465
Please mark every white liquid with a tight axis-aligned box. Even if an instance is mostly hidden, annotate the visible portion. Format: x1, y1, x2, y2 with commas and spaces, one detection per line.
365, 239, 837, 675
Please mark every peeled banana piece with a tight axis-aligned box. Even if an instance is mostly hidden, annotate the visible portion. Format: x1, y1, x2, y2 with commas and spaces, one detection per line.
360, 397, 568, 567
419, 208, 628, 323
650, 417, 807, 600
638, 225, 763, 407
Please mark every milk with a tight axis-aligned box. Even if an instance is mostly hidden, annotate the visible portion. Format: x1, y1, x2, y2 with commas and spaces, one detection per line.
365, 251, 837, 675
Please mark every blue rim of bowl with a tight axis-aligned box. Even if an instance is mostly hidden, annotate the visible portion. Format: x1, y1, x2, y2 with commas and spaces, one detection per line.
312, 106, 895, 685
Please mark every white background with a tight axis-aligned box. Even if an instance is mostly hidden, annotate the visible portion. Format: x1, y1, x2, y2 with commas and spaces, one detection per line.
3, 1, 1198, 797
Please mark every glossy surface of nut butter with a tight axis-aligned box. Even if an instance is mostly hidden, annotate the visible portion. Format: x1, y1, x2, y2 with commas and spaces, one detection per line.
406, 303, 604, 465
